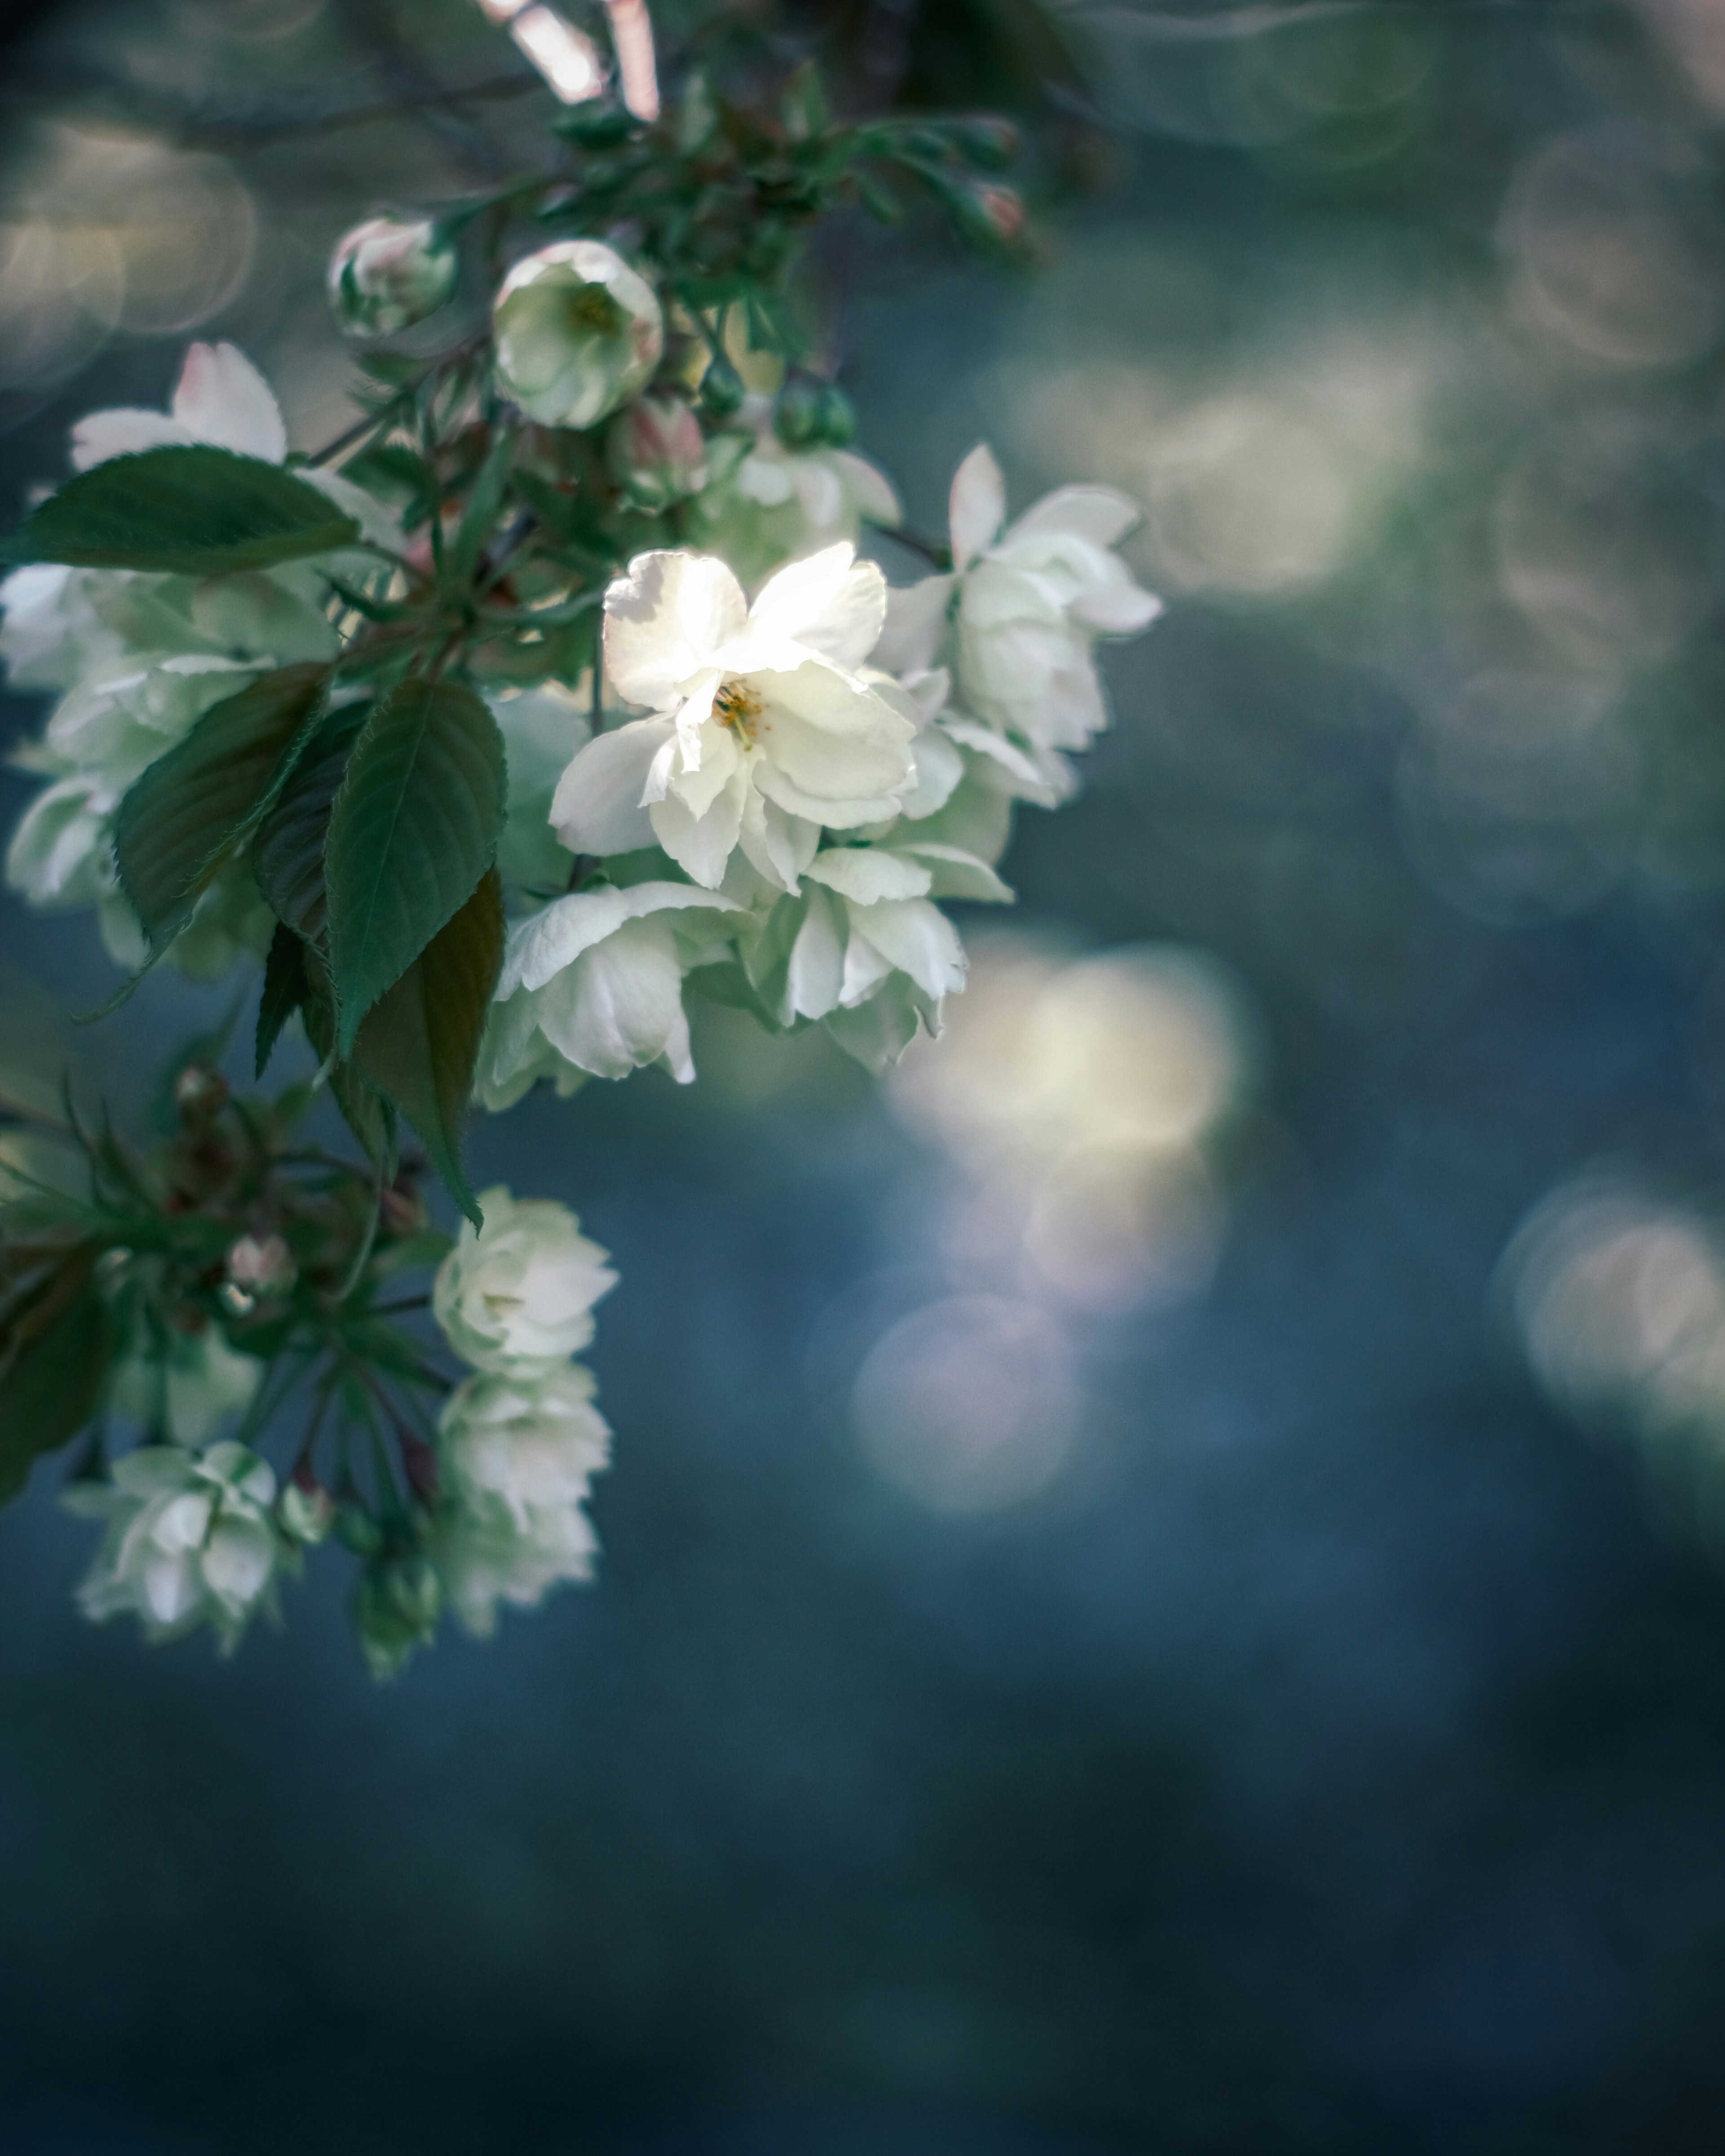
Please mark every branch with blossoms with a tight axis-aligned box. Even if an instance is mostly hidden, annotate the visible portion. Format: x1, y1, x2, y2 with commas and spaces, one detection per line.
0, 16, 1159, 1673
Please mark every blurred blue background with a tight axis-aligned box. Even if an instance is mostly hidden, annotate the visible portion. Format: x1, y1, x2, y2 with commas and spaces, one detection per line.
7, 0, 1725, 2148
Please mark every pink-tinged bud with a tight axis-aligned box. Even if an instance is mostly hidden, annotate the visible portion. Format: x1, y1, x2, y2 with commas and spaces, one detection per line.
227, 1233, 297, 1298
606, 395, 708, 509
329, 217, 457, 338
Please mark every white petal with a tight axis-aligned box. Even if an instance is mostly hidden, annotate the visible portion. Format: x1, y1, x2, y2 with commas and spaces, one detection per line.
1007, 484, 1141, 549
805, 847, 932, 904
550, 716, 673, 853
785, 886, 846, 1020
749, 546, 886, 670
70, 411, 193, 472
849, 895, 968, 999
949, 444, 1007, 570
651, 766, 746, 887
500, 879, 741, 996
826, 979, 922, 1070
898, 841, 1014, 903
170, 343, 288, 463
544, 917, 692, 1081
870, 575, 955, 676
900, 724, 964, 819
737, 791, 818, 892
833, 451, 901, 528
603, 549, 747, 709
839, 919, 895, 1006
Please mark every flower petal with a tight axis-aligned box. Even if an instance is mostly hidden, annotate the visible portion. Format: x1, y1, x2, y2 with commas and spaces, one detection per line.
70, 411, 193, 472
748, 545, 886, 670
651, 764, 747, 887
171, 342, 288, 463
550, 716, 673, 854
1007, 484, 1141, 550
604, 549, 747, 709
949, 444, 1007, 571
805, 846, 932, 904
849, 895, 968, 999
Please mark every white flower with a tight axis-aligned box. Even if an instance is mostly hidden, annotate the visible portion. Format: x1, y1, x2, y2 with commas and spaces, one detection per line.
492, 240, 664, 430
741, 839, 1010, 1068
551, 545, 917, 890
876, 443, 1161, 783
433, 1185, 615, 1373
328, 216, 457, 338
63, 1440, 282, 1650
109, 1324, 262, 1447
5, 769, 117, 909
435, 1364, 612, 1637
478, 879, 743, 1107
686, 399, 899, 586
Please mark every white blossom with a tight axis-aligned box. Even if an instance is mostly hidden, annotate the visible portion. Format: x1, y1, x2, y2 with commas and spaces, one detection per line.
740, 839, 1010, 1068
433, 1185, 615, 1373
478, 879, 743, 1107
686, 400, 899, 586
434, 1364, 611, 1637
63, 1441, 283, 1650
875, 443, 1161, 795
492, 240, 664, 430
328, 216, 457, 338
70, 340, 288, 469
551, 545, 916, 890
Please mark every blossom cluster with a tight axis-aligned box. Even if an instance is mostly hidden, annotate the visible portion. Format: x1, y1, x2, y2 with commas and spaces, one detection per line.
0, 118, 1161, 1670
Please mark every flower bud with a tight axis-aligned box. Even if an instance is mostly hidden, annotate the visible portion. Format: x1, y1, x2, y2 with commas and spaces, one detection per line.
227, 1232, 296, 1298
279, 1476, 334, 1546
355, 1555, 441, 1680
698, 353, 745, 419
951, 183, 1026, 250
492, 240, 664, 431
606, 395, 708, 508
815, 384, 857, 447
773, 377, 824, 449
955, 117, 1018, 172
328, 216, 458, 339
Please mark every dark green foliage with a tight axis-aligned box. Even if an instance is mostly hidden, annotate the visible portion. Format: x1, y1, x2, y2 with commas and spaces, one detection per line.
323, 678, 506, 1056
114, 664, 330, 955
350, 870, 505, 1229
253, 704, 370, 945
0, 1251, 116, 1502
8, 447, 359, 575
256, 923, 309, 1082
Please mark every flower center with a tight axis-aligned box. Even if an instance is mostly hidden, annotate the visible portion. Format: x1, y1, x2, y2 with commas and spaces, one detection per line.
714, 679, 762, 740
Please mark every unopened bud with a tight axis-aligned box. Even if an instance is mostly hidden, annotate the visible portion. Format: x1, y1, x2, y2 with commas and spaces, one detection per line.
773, 377, 824, 450
328, 216, 458, 339
174, 1065, 227, 1119
952, 183, 1026, 250
607, 394, 708, 508
698, 353, 745, 419
280, 1478, 334, 1546
955, 117, 1018, 172
814, 384, 857, 447
227, 1232, 296, 1298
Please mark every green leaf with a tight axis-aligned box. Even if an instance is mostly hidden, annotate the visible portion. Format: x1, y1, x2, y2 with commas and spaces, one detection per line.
300, 965, 395, 1173
252, 703, 369, 944
324, 676, 506, 1057
8, 447, 360, 576
0, 1252, 116, 1505
351, 870, 504, 1228
256, 921, 309, 1081
113, 664, 330, 954
450, 431, 515, 586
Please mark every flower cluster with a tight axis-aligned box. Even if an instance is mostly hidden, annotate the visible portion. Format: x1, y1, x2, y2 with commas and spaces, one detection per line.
0, 47, 1161, 1671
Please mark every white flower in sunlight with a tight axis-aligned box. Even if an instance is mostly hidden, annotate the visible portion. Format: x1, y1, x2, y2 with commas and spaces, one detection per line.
551, 545, 917, 890
686, 406, 900, 587
739, 839, 1010, 1069
435, 1364, 611, 1637
492, 239, 664, 430
328, 215, 457, 338
433, 1186, 615, 1374
63, 1440, 282, 1651
478, 879, 744, 1107
875, 443, 1161, 784
109, 1324, 262, 1448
